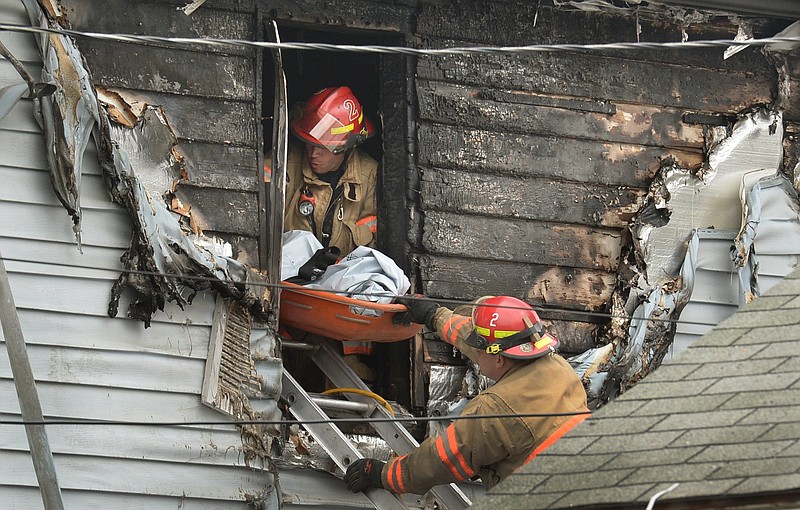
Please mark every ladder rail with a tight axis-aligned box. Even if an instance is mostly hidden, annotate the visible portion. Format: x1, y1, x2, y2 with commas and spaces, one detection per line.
281, 370, 410, 510
310, 342, 473, 510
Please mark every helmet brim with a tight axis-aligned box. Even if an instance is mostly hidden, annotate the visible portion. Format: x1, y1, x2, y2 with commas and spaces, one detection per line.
501, 333, 559, 359
465, 329, 559, 359
290, 114, 375, 153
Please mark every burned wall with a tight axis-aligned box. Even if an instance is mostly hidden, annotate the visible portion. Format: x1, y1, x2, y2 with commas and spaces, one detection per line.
411, 0, 794, 354
59, 0, 263, 265
52, 0, 798, 357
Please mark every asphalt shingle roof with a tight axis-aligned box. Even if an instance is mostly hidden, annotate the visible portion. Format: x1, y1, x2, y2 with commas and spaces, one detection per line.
472, 268, 800, 509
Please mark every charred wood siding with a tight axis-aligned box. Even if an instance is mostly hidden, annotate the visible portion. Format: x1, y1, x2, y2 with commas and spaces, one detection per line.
412, 0, 782, 352
60, 0, 262, 265
268, 0, 415, 33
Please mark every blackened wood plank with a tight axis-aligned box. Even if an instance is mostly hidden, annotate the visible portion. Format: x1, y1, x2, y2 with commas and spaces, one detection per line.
416, 50, 773, 114
422, 211, 622, 271
419, 254, 616, 312
783, 77, 800, 122
417, 124, 703, 188
61, 0, 256, 55
377, 53, 413, 271
416, 80, 705, 149
270, 0, 414, 33
207, 233, 260, 268
173, 186, 258, 237
420, 167, 645, 229
108, 88, 258, 147
547, 320, 600, 355
77, 40, 254, 101
180, 141, 258, 192
415, 0, 784, 69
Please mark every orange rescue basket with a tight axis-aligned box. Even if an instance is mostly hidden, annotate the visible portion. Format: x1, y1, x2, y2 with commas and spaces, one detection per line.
278, 281, 422, 342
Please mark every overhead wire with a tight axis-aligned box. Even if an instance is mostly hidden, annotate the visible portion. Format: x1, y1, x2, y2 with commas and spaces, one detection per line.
0, 22, 799, 56
0, 23, 776, 333
0, 18, 773, 431
0, 410, 594, 428
0, 252, 725, 329
0, 20, 780, 334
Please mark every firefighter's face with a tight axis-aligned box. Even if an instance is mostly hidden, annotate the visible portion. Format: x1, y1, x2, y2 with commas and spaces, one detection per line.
475, 349, 508, 382
305, 144, 345, 175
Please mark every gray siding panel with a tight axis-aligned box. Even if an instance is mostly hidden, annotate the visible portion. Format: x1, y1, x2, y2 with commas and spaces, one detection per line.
4, 451, 270, 500
0, 1, 275, 506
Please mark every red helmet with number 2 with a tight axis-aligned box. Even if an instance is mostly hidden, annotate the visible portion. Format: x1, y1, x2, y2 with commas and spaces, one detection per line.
291, 86, 375, 154
465, 296, 559, 359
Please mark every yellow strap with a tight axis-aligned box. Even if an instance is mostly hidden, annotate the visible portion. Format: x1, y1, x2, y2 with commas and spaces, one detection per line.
321, 387, 395, 416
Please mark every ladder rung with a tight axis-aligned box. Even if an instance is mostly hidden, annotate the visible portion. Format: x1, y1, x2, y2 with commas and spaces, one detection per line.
311, 395, 375, 415
281, 371, 410, 510
310, 343, 472, 510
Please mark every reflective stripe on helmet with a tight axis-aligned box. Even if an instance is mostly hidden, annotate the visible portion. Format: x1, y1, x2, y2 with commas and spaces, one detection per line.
474, 325, 520, 340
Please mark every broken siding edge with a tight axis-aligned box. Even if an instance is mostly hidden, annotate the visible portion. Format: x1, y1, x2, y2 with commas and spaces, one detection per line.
99, 87, 258, 147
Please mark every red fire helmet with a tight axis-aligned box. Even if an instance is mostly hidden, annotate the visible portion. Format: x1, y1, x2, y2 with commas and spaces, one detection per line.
465, 296, 559, 359
291, 86, 375, 154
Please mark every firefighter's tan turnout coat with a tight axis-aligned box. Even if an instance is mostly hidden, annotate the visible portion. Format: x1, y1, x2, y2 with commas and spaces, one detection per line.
283, 144, 378, 257
381, 307, 590, 495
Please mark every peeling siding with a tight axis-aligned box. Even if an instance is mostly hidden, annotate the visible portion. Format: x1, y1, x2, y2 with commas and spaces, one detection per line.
0, 124, 276, 506
0, 0, 278, 507
59, 0, 263, 267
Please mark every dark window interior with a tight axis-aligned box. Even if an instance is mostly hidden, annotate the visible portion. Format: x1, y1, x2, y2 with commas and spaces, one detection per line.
262, 25, 415, 415
262, 26, 386, 165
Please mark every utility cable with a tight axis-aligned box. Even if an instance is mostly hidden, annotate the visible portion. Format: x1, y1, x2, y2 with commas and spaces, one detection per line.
0, 22, 799, 57
0, 253, 726, 328
0, 410, 593, 427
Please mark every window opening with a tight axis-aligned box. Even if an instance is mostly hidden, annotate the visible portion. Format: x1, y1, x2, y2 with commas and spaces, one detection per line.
261, 24, 414, 415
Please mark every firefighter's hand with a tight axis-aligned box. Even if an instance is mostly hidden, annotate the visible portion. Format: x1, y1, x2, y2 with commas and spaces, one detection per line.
344, 458, 385, 493
394, 294, 439, 329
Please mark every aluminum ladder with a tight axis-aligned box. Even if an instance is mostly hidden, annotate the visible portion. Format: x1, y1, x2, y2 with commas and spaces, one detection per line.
281, 341, 472, 510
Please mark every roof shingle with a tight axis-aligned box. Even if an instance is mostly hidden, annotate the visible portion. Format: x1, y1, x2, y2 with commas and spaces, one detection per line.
472, 270, 800, 509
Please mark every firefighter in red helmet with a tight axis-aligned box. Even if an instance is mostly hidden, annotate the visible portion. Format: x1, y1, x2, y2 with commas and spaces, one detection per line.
281, 86, 378, 382
284, 86, 377, 255
344, 295, 590, 495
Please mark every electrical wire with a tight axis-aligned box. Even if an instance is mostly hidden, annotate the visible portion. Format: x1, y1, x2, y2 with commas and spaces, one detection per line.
0, 410, 593, 427
0, 13, 776, 434
0, 253, 724, 328
0, 22, 799, 57
0, 21, 777, 332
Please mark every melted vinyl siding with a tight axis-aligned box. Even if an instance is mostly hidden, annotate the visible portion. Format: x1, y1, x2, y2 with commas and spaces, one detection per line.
672, 231, 740, 354
58, 0, 262, 266
0, 139, 272, 503
0, 2, 274, 506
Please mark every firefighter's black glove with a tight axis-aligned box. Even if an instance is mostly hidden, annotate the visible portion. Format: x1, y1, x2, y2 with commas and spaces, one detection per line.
394, 294, 439, 330
344, 458, 385, 493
